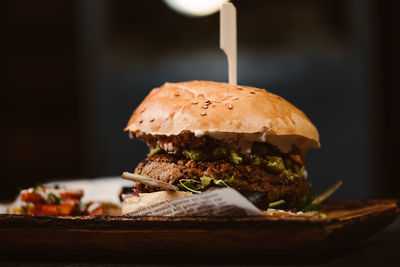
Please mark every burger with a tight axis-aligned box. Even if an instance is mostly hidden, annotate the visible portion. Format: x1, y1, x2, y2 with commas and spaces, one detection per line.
122, 81, 320, 214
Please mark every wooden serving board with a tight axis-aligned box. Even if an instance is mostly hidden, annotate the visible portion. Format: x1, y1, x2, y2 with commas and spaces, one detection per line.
0, 199, 398, 264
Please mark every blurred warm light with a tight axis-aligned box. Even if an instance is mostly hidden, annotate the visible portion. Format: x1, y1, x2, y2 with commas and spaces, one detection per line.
164, 0, 229, 17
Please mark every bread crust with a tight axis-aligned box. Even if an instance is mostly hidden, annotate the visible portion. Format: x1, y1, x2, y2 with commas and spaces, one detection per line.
125, 81, 320, 150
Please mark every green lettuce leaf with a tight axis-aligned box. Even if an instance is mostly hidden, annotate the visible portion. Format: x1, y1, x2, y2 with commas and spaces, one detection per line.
177, 176, 234, 193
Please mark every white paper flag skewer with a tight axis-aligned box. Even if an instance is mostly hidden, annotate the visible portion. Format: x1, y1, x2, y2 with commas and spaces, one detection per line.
220, 2, 237, 85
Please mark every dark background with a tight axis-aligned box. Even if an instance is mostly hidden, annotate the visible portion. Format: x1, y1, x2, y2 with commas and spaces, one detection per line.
1, 0, 399, 200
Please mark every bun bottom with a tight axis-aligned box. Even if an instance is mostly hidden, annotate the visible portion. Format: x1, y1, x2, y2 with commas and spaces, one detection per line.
122, 191, 192, 215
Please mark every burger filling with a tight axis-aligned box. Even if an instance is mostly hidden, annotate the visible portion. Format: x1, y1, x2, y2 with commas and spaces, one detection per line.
132, 135, 316, 211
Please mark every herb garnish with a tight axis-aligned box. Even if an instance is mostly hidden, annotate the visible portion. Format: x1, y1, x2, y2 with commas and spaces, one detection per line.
319, 213, 328, 219
47, 193, 62, 205
148, 144, 163, 157
300, 181, 343, 213
177, 176, 234, 193
177, 179, 202, 193
33, 185, 43, 193
268, 199, 286, 208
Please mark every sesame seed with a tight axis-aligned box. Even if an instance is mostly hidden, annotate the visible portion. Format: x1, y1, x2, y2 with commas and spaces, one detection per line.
234, 97, 239, 101
205, 100, 211, 104
139, 120, 143, 123
237, 87, 244, 90
192, 100, 198, 104
200, 112, 207, 116
140, 108, 146, 113
250, 91, 255, 94
203, 105, 208, 109
150, 118, 154, 122
174, 93, 179, 96
228, 104, 233, 109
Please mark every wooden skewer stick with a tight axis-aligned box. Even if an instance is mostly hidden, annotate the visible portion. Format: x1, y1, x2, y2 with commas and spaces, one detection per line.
220, 2, 237, 85
122, 172, 179, 191
313, 180, 343, 204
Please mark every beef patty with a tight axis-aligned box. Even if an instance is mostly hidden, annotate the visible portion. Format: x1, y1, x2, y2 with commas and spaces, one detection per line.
134, 154, 311, 209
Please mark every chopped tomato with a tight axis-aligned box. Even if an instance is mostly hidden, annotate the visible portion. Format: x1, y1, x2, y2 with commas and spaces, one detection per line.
15, 186, 88, 215
88, 207, 105, 215
59, 190, 83, 200
20, 191, 45, 204
31, 203, 76, 215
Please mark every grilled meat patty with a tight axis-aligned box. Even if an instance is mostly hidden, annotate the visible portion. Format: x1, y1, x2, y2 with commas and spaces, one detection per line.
134, 154, 311, 209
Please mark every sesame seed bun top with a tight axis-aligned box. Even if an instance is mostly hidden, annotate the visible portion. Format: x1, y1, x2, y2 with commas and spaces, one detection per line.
125, 81, 319, 153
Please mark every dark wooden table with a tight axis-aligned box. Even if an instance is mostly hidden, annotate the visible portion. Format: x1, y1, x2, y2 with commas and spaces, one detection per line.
1, 216, 400, 267
1, 200, 399, 266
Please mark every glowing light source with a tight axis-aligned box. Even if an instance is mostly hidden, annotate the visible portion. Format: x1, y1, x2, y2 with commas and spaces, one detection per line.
164, 0, 229, 17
